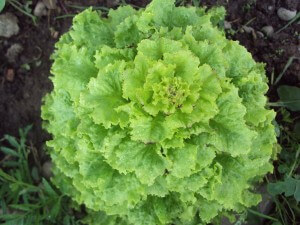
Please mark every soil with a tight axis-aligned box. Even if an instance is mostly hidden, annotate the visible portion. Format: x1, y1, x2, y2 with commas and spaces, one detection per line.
0, 0, 299, 157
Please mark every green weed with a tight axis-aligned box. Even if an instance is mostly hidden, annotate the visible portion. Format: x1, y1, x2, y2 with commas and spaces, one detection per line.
1, 0, 37, 24
0, 126, 82, 225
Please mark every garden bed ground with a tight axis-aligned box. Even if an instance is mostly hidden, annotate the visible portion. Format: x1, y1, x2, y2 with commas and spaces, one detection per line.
0, 0, 299, 224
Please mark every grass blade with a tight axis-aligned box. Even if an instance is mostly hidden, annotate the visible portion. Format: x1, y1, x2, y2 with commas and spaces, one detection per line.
274, 56, 296, 85
248, 208, 279, 222
42, 178, 57, 197
0, 146, 19, 157
4, 135, 19, 149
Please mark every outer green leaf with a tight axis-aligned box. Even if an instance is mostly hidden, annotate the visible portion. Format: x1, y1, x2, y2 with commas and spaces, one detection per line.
100, 132, 167, 185
168, 144, 198, 178
209, 84, 255, 156
51, 45, 98, 101
70, 8, 114, 52
80, 63, 129, 128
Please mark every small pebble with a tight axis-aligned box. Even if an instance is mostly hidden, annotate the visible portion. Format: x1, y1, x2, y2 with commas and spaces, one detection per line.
5, 69, 15, 82
0, 13, 19, 38
42, 161, 53, 179
224, 21, 232, 30
5, 43, 23, 63
268, 6, 274, 11
49, 27, 59, 39
242, 26, 254, 33
34, 1, 48, 17
277, 7, 297, 21
261, 26, 274, 37
257, 31, 265, 38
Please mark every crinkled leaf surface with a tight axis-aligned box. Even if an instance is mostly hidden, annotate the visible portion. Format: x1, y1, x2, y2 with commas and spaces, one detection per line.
41, 0, 277, 224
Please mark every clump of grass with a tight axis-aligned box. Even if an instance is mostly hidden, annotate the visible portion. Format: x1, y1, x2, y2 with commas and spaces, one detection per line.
0, 126, 83, 225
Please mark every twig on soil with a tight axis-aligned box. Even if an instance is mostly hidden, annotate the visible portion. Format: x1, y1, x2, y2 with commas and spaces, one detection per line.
270, 68, 275, 85
237, 17, 256, 33
59, 0, 69, 14
66, 4, 109, 12
243, 17, 256, 26
54, 14, 76, 20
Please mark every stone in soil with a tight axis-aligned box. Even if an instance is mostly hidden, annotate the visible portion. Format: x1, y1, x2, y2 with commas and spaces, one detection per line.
242, 26, 254, 34
42, 161, 53, 179
5, 68, 15, 82
34, 1, 48, 17
277, 7, 297, 21
0, 13, 19, 38
224, 21, 232, 30
5, 43, 23, 63
261, 26, 274, 37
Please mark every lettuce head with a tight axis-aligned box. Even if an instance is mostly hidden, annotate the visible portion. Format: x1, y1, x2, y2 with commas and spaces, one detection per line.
41, 0, 278, 224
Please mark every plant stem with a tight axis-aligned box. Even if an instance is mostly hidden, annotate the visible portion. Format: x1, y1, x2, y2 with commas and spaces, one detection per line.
247, 208, 278, 222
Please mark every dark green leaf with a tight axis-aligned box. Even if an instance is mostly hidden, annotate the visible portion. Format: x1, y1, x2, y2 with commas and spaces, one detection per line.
295, 180, 300, 202
278, 164, 289, 174
9, 203, 40, 211
19, 186, 40, 195
63, 215, 71, 225
2, 161, 20, 167
0, 0, 5, 13
0, 146, 19, 157
0, 199, 8, 214
1, 219, 23, 225
268, 181, 286, 196
268, 177, 299, 202
24, 214, 37, 225
19, 125, 32, 146
277, 85, 300, 111
0, 214, 23, 220
42, 178, 57, 196
283, 177, 297, 196
0, 169, 17, 182
4, 135, 20, 149
31, 166, 40, 182
271, 222, 282, 225
294, 122, 300, 140
49, 198, 61, 220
